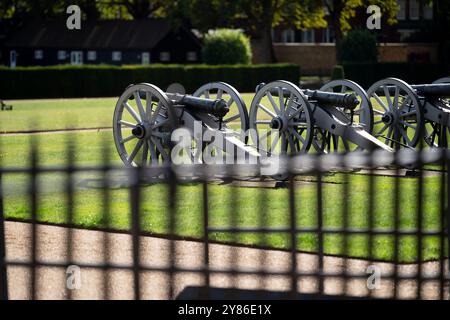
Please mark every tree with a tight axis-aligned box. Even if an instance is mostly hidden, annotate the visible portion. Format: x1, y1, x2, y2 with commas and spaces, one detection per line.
175, 0, 326, 63
323, 0, 399, 59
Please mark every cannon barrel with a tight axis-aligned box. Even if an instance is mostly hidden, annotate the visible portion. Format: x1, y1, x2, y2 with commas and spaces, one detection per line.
375, 83, 450, 98
303, 89, 359, 110
136, 90, 229, 118
412, 83, 450, 97
171, 94, 229, 118
255, 83, 359, 110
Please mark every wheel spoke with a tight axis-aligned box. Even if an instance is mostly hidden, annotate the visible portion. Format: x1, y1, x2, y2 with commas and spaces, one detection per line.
288, 105, 304, 119
399, 111, 416, 118
150, 102, 162, 124
128, 140, 144, 164
383, 86, 393, 109
146, 92, 153, 122
399, 127, 411, 145
223, 114, 241, 123
291, 128, 306, 144
254, 120, 271, 125
278, 87, 285, 112
266, 91, 281, 114
258, 104, 277, 118
134, 92, 146, 119
373, 108, 385, 115
120, 135, 136, 144
392, 86, 400, 110
372, 93, 388, 112
376, 123, 389, 136
203, 90, 210, 99
119, 120, 136, 128
142, 140, 149, 166
124, 102, 141, 123
270, 133, 280, 153
151, 137, 169, 160
216, 89, 223, 100
226, 98, 234, 107
400, 120, 416, 129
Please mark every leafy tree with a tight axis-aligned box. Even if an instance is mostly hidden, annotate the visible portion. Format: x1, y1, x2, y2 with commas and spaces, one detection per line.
323, 0, 398, 58
173, 0, 326, 63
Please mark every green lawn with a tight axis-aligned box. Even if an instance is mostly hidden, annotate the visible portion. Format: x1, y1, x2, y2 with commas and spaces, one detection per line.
0, 130, 446, 263
0, 94, 256, 133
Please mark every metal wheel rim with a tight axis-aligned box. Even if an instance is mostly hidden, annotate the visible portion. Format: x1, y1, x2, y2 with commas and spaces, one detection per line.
113, 83, 175, 167
367, 77, 423, 148
249, 80, 313, 155
193, 82, 249, 137
318, 79, 373, 153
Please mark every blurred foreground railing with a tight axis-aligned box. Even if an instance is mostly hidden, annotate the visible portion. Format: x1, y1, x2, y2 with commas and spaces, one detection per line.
0, 148, 449, 300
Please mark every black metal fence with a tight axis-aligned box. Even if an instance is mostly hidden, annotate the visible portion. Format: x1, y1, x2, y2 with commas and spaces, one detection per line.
0, 145, 449, 300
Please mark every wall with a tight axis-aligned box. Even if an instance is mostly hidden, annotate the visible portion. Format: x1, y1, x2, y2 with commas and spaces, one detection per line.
257, 43, 440, 76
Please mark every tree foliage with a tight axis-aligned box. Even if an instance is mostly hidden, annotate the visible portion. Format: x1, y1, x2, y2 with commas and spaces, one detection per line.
202, 29, 252, 64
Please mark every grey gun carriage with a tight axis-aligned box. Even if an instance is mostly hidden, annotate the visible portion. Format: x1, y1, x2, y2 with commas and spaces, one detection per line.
112, 80, 393, 179
248, 80, 392, 156
365, 77, 450, 149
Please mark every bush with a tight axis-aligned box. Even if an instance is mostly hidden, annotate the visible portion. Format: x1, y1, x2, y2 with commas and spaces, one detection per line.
202, 29, 252, 65
342, 62, 450, 88
0, 63, 300, 99
331, 65, 345, 80
338, 29, 378, 63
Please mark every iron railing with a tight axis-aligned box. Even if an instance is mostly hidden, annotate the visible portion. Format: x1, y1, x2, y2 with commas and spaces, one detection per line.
0, 145, 449, 300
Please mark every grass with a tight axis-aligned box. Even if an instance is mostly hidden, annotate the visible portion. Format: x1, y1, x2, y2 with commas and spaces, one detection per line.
0, 94, 256, 133
0, 130, 446, 263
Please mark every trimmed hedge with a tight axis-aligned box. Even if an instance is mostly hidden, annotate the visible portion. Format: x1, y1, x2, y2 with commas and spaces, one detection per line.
0, 64, 300, 99
342, 62, 450, 89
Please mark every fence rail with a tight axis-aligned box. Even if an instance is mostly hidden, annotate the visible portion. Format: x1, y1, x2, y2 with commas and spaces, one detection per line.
0, 147, 449, 300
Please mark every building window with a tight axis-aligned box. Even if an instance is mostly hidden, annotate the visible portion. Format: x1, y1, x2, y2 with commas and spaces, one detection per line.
301, 29, 315, 43
409, 0, 420, 20
112, 51, 122, 62
34, 50, 43, 60
281, 29, 295, 43
397, 0, 406, 20
87, 51, 97, 61
186, 51, 197, 62
321, 28, 334, 43
423, 1, 433, 20
160, 52, 170, 62
57, 50, 66, 60
141, 52, 150, 64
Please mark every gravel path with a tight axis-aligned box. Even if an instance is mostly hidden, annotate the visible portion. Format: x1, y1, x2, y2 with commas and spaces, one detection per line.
4, 221, 449, 300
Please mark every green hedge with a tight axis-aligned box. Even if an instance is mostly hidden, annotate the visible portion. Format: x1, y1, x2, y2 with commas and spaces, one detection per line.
342, 62, 450, 89
0, 64, 300, 99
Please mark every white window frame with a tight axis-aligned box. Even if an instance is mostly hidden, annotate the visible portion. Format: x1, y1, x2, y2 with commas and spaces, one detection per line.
141, 52, 150, 64
112, 51, 122, 62
160, 52, 170, 62
397, 0, 406, 20
282, 29, 295, 43
10, 50, 17, 68
301, 29, 315, 43
57, 50, 66, 60
70, 51, 83, 65
34, 50, 43, 60
409, 0, 420, 20
186, 51, 197, 62
87, 51, 97, 61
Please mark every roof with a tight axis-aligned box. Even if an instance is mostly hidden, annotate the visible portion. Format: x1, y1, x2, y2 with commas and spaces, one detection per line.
5, 19, 190, 50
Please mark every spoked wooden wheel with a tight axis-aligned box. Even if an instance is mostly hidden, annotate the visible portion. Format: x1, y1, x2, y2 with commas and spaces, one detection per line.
367, 78, 423, 149
249, 80, 313, 156
423, 77, 450, 147
315, 79, 374, 153
193, 82, 249, 137
113, 83, 175, 167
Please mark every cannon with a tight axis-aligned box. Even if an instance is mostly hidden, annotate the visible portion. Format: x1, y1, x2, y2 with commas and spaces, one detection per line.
112, 82, 253, 167
248, 80, 390, 156
365, 77, 450, 149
